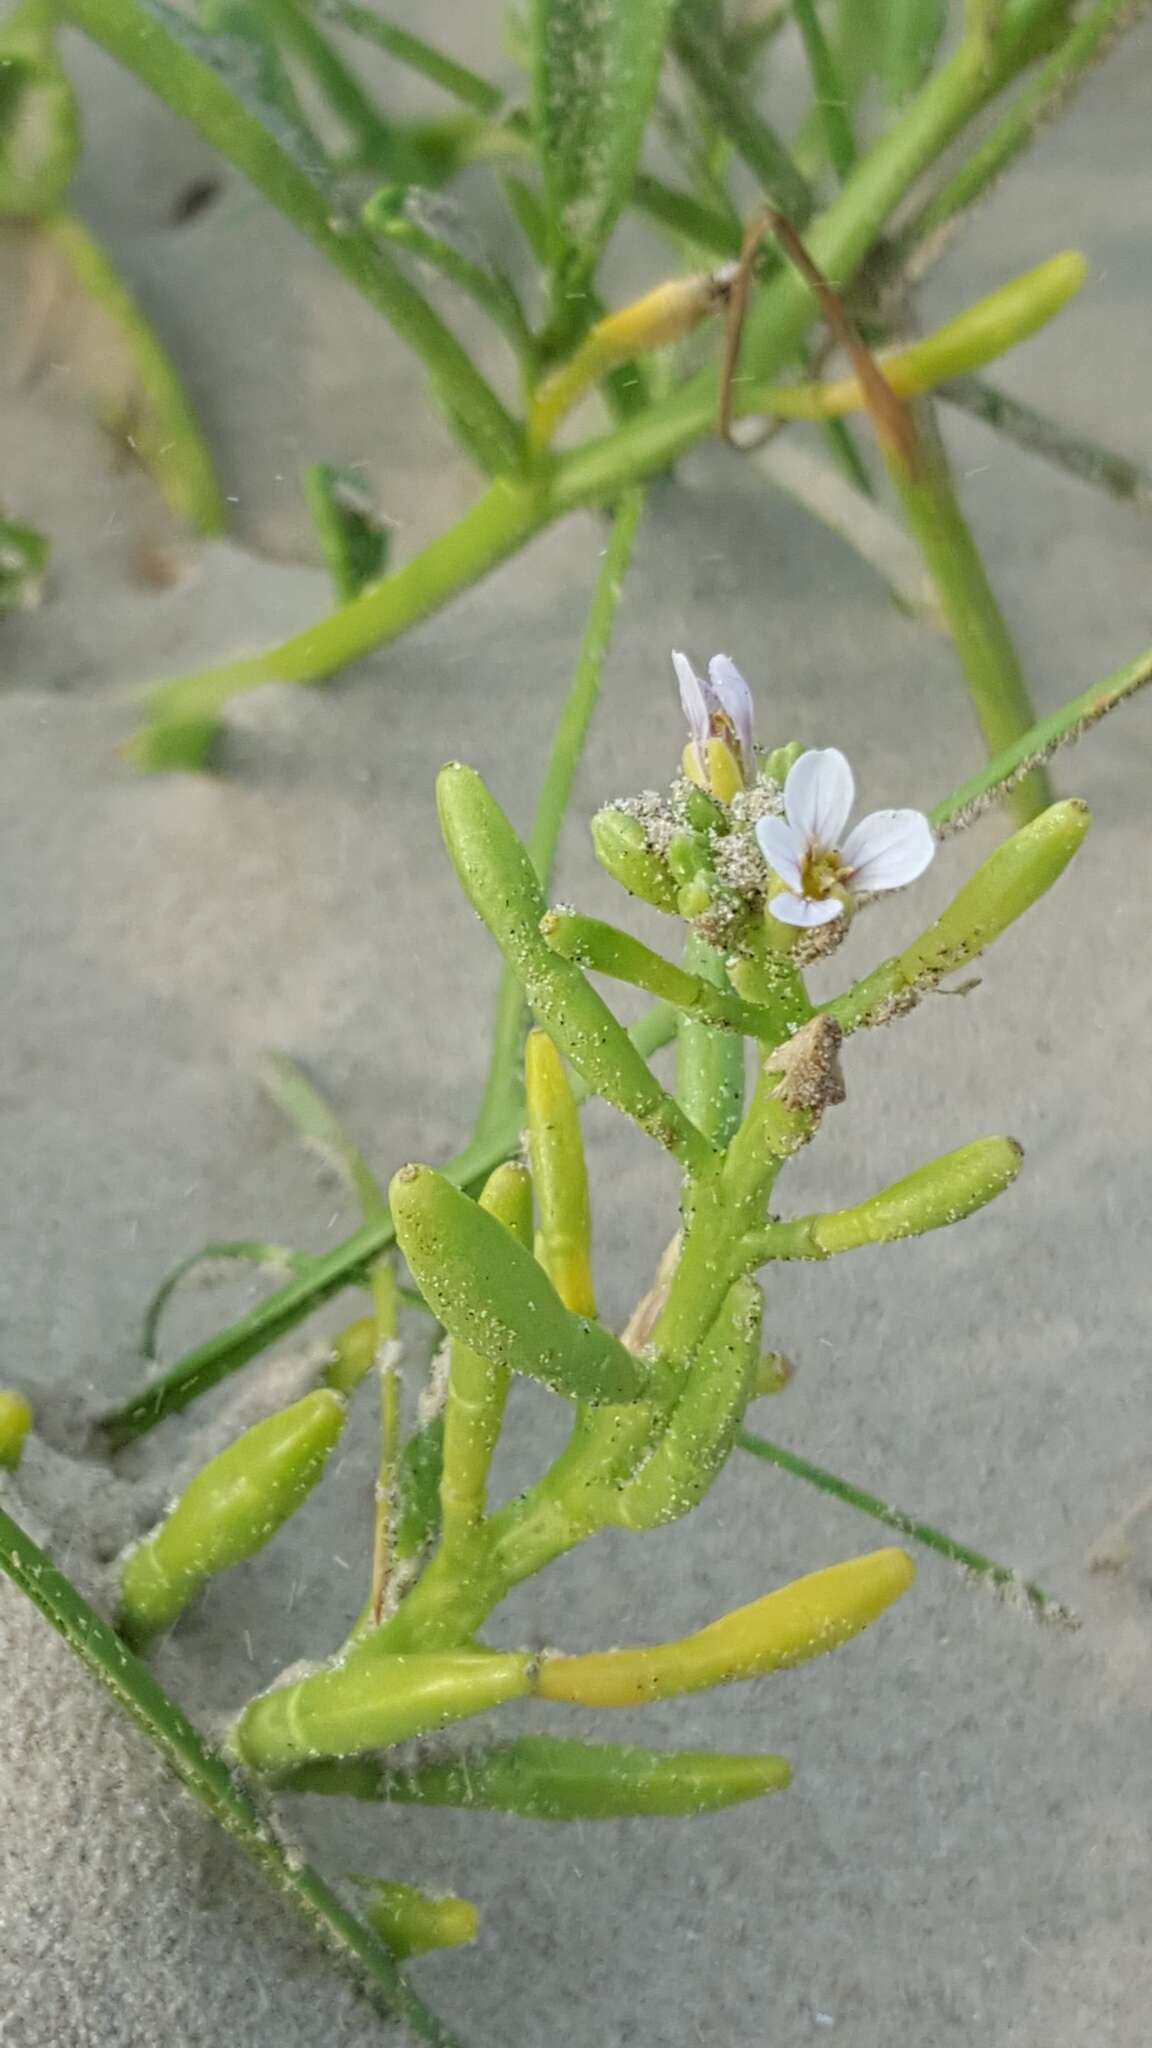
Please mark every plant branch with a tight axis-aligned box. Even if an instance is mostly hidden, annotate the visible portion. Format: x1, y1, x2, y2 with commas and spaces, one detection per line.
473, 489, 647, 1144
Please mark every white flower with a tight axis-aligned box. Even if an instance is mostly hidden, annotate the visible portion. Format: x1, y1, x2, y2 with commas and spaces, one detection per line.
755, 747, 934, 928
672, 650, 755, 790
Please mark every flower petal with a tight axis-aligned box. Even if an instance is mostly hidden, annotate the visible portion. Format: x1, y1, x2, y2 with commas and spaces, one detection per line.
755, 814, 805, 892
842, 808, 935, 892
783, 748, 855, 849
672, 650, 712, 755
769, 890, 844, 928
707, 654, 754, 768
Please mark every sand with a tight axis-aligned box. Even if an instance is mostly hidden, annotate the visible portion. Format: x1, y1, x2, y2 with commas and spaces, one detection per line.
2, 10, 1151, 2047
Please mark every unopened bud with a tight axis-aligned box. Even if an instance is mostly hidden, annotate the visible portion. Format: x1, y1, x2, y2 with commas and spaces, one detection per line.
590, 809, 679, 912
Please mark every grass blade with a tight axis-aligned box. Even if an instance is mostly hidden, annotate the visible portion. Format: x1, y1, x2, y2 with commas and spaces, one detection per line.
0, 1502, 465, 2046
60, 0, 522, 475
141, 1240, 318, 1361
735, 1431, 1076, 1626
257, 1050, 389, 1224
531, 0, 678, 317
930, 643, 1152, 832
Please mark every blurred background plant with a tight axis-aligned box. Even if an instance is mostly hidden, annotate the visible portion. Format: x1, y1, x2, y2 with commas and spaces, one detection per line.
1, 0, 1148, 789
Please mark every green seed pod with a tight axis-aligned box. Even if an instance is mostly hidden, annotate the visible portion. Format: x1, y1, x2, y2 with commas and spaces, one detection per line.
391, 1164, 659, 1406
590, 810, 680, 913
287, 1733, 791, 1818
353, 1878, 477, 1960
830, 799, 1091, 1033
235, 1644, 534, 1773
438, 764, 712, 1170
0, 1390, 34, 1471
524, 1031, 595, 1315
613, 1278, 762, 1530
810, 1136, 1024, 1255
119, 1389, 347, 1643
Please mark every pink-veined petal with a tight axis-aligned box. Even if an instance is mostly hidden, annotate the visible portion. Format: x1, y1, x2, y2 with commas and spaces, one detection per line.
769, 890, 844, 928
755, 814, 805, 892
708, 653, 755, 768
842, 808, 935, 892
784, 748, 855, 849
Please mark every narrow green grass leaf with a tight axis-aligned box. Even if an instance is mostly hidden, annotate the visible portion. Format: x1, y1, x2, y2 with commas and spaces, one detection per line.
0, 1503, 464, 2045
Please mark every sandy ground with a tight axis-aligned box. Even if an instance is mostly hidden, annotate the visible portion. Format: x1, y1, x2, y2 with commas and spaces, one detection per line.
2, 9, 1152, 2047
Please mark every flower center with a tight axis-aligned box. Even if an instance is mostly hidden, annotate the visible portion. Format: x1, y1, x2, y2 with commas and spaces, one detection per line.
800, 842, 851, 901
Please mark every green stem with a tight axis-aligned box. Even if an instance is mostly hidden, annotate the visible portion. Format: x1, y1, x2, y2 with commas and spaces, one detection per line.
887, 407, 1050, 822
472, 488, 646, 1145
735, 1431, 1076, 1626
45, 212, 226, 535
553, 9, 1066, 507
59, 0, 522, 477
131, 477, 548, 768
122, 4, 1073, 752
939, 374, 1152, 510
0, 1504, 463, 2047
792, 0, 858, 182
102, 1003, 678, 1449
368, 1261, 401, 1622
543, 910, 777, 1039
930, 642, 1152, 830
895, 0, 1147, 264
249, 0, 396, 163
323, 3, 504, 114
629, 171, 743, 258
672, 7, 812, 217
